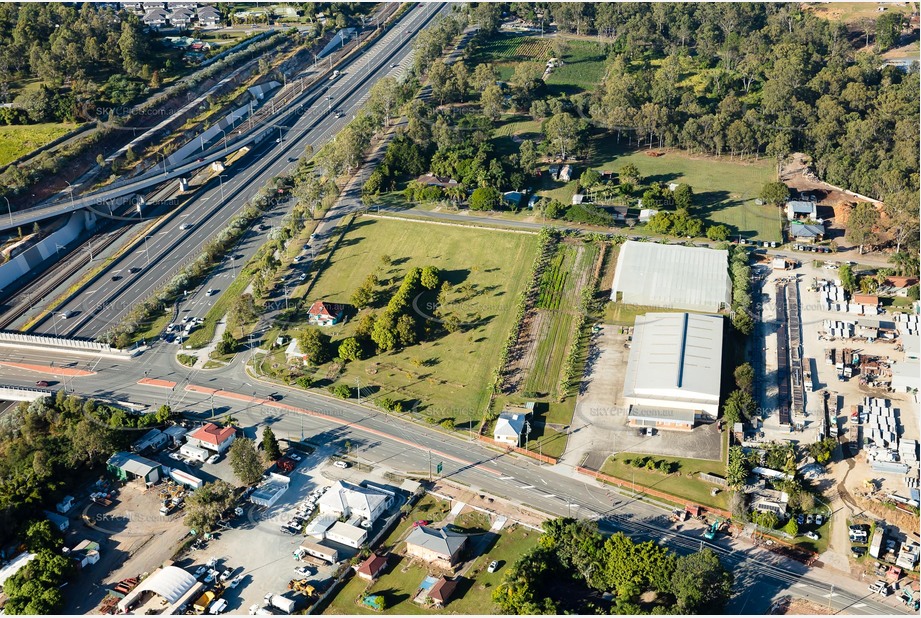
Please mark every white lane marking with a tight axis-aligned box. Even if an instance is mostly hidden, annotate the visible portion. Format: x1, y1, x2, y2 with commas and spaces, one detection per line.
853, 603, 866, 608
499, 476, 514, 480
543, 494, 555, 498
520, 485, 534, 490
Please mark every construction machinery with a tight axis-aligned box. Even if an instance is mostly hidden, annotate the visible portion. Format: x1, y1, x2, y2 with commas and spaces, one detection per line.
900, 588, 919, 610
703, 519, 720, 540
287, 579, 316, 596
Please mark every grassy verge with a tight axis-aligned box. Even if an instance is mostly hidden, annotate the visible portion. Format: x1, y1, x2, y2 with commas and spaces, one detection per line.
177, 353, 197, 367
600, 453, 729, 510
0, 122, 80, 166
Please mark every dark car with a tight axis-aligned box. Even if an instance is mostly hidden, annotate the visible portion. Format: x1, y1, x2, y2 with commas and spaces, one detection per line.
111, 275, 122, 281
35, 380, 49, 387
129, 267, 141, 274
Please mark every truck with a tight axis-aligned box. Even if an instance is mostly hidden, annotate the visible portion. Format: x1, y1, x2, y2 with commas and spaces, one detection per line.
248, 605, 274, 616
868, 580, 890, 596
264, 593, 298, 614
193, 591, 216, 613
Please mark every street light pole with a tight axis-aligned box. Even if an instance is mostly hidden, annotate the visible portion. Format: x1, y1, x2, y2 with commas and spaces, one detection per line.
219, 175, 227, 201
2, 196, 11, 226
64, 180, 76, 208
143, 235, 151, 267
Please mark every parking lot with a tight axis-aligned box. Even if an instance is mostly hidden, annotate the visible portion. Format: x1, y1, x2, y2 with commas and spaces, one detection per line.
172, 447, 407, 614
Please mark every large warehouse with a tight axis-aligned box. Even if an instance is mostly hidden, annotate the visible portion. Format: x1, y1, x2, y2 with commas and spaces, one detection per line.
611, 241, 732, 312
623, 312, 724, 429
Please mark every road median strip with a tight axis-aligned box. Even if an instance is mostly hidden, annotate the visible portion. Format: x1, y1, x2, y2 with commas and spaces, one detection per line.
136, 377, 177, 389
0, 362, 95, 377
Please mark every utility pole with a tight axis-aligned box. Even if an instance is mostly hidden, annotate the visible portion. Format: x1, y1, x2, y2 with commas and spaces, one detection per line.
356, 377, 361, 404
428, 450, 432, 482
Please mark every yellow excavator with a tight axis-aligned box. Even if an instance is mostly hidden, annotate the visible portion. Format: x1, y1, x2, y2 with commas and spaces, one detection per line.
287, 579, 316, 596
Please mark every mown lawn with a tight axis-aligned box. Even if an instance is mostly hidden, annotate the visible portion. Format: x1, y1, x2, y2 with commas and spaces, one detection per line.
585, 138, 781, 241
487, 396, 574, 460
600, 453, 729, 511
0, 122, 80, 166
545, 40, 608, 93
291, 217, 540, 426
324, 521, 539, 615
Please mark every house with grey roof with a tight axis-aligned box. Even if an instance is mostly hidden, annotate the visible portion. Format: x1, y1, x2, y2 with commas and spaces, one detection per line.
405, 526, 467, 569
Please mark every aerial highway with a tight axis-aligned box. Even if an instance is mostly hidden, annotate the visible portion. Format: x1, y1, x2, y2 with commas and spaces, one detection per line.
28, 2, 449, 340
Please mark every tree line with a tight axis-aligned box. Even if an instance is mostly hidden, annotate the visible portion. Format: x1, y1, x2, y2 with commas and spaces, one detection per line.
493, 518, 732, 614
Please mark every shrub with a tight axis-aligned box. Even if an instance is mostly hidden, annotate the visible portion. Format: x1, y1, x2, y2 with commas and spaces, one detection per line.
329, 384, 351, 399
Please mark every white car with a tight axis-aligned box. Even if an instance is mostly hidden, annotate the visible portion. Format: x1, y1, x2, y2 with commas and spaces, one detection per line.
487, 560, 499, 573
169, 452, 183, 461
219, 568, 233, 582
206, 557, 218, 568
206, 288, 216, 296
194, 566, 207, 578
288, 453, 302, 462
333, 460, 349, 469
814, 514, 824, 526
294, 566, 313, 576
180, 223, 193, 230
805, 531, 820, 541
229, 574, 244, 589
204, 569, 218, 583
207, 454, 220, 464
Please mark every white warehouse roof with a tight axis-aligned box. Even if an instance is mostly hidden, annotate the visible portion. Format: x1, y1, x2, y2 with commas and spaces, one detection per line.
623, 313, 723, 415
117, 566, 198, 611
611, 241, 731, 312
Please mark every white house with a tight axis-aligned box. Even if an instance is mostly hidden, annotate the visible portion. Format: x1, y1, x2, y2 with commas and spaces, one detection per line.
186, 422, 236, 453
493, 409, 528, 446
318, 480, 391, 523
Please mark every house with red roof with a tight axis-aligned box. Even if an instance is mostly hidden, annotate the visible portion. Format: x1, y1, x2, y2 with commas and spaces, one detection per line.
357, 554, 388, 581
186, 422, 236, 453
307, 301, 346, 326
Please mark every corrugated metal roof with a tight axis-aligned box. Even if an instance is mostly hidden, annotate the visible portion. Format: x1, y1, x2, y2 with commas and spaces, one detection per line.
611, 241, 731, 311
623, 313, 723, 403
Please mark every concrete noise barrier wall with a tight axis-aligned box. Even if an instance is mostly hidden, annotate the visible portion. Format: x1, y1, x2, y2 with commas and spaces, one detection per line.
0, 330, 136, 359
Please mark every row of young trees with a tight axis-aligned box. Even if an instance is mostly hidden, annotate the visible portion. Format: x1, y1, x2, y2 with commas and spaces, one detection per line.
494, 518, 732, 615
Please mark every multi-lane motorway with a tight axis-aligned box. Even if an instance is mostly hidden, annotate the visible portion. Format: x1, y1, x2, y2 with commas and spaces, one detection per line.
29, 2, 449, 340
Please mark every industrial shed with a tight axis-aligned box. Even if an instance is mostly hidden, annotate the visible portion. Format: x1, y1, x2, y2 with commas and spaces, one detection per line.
623, 312, 724, 423
610, 241, 732, 312
116, 566, 198, 613
106, 452, 162, 484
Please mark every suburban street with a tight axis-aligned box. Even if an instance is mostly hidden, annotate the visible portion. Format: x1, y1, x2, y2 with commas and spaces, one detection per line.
27, 1, 449, 340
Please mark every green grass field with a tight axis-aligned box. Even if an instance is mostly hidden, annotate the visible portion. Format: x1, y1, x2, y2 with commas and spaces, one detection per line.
584, 137, 782, 241
0, 122, 79, 166
324, 520, 538, 615
545, 40, 608, 93
292, 217, 540, 425
600, 453, 729, 511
